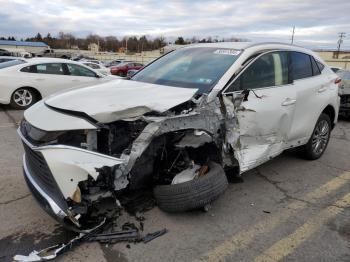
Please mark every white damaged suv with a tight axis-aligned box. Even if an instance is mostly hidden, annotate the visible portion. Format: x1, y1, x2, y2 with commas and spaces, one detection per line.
18, 42, 340, 230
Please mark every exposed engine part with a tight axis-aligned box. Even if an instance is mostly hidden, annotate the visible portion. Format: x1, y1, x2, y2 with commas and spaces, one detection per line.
171, 162, 200, 184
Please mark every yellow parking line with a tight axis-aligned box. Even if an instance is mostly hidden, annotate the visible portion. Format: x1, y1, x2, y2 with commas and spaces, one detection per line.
253, 192, 350, 262
0, 123, 16, 128
194, 172, 350, 262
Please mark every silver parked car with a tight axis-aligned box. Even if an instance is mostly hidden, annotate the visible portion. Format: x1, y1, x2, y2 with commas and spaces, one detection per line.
337, 69, 350, 116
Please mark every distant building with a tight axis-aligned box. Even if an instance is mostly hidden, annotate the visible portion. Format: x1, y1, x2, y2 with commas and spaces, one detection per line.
88, 43, 99, 52
0, 40, 49, 56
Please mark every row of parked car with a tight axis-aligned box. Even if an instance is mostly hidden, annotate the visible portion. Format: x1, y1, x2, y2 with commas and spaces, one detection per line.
0, 56, 144, 109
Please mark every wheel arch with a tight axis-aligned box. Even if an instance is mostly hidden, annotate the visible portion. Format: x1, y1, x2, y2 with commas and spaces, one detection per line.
13, 86, 42, 100
321, 105, 336, 129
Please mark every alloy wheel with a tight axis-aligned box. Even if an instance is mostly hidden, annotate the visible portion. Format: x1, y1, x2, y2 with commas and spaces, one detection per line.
13, 89, 33, 107
311, 119, 330, 155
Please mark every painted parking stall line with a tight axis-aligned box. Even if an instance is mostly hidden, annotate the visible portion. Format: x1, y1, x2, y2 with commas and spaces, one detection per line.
253, 192, 350, 262
195, 172, 350, 262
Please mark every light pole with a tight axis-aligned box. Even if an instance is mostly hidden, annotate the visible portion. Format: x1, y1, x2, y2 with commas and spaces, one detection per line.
336, 32, 346, 59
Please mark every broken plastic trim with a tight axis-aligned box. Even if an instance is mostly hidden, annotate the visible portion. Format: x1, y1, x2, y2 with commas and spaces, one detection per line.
13, 218, 106, 262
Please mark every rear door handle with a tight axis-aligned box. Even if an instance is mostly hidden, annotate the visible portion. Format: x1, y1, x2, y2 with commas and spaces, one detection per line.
72, 79, 80, 82
281, 98, 296, 106
35, 78, 45, 81
318, 86, 327, 93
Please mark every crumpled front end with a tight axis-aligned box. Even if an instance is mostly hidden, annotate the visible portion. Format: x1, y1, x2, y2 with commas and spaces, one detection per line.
18, 96, 229, 230
19, 124, 125, 231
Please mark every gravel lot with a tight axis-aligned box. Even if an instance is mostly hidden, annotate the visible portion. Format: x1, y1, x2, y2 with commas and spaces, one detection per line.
0, 106, 349, 262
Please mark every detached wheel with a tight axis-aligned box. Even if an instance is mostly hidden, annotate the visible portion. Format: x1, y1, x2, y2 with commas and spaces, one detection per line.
10, 88, 37, 109
153, 161, 228, 212
300, 113, 331, 160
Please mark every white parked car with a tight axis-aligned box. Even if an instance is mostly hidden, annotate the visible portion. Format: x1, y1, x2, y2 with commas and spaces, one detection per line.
18, 42, 340, 231
0, 58, 115, 109
82, 62, 111, 75
0, 56, 27, 63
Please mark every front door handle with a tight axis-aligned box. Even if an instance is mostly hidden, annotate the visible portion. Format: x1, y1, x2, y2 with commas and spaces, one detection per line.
281, 98, 296, 106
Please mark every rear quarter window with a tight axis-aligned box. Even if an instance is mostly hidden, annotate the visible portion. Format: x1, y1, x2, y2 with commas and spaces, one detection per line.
311, 57, 321, 76
291, 52, 313, 80
316, 61, 325, 72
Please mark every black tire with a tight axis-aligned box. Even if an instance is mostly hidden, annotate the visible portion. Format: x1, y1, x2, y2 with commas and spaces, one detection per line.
153, 161, 228, 212
299, 113, 331, 160
117, 71, 124, 77
10, 88, 38, 109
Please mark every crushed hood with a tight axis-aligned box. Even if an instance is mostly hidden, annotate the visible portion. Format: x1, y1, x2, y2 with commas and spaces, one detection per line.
45, 79, 198, 123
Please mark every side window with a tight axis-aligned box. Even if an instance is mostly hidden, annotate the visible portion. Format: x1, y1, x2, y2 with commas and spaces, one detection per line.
20, 66, 32, 73
85, 63, 100, 69
21, 65, 39, 73
35, 63, 65, 75
291, 52, 313, 80
67, 64, 97, 77
311, 56, 321, 76
226, 51, 289, 92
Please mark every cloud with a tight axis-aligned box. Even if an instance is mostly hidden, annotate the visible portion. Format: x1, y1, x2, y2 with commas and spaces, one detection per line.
0, 0, 349, 49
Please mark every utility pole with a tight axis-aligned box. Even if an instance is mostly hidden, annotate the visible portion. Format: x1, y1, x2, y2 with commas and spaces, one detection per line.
291, 26, 295, 44
336, 32, 346, 59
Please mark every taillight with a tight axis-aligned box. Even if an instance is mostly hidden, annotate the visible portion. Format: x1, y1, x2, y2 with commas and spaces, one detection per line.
335, 78, 342, 85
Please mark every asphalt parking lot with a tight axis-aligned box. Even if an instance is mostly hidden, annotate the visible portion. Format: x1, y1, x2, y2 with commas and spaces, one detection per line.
0, 106, 349, 262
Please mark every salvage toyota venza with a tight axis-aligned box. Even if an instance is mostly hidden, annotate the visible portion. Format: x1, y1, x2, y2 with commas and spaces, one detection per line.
18, 42, 340, 231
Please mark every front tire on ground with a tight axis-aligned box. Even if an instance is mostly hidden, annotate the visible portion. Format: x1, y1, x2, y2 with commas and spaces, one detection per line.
10, 88, 38, 109
153, 161, 228, 212
300, 113, 331, 160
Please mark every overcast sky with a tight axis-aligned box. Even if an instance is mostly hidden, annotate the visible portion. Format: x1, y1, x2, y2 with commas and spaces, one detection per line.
0, 0, 349, 49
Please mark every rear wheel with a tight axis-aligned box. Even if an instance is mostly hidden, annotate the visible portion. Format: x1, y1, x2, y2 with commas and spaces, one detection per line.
300, 113, 331, 160
10, 88, 38, 109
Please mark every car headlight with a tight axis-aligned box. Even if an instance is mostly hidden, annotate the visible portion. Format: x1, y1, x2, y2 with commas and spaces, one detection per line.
20, 119, 64, 144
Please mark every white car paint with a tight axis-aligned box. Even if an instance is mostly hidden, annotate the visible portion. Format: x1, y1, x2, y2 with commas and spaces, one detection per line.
0, 57, 114, 106
19, 42, 340, 228
44, 79, 198, 123
24, 100, 96, 131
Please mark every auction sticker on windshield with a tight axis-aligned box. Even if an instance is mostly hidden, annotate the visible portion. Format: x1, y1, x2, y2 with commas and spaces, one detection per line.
214, 49, 241, 56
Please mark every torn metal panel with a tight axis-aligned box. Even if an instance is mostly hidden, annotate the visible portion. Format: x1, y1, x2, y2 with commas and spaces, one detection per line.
118, 98, 225, 178
222, 87, 295, 172
175, 130, 213, 148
